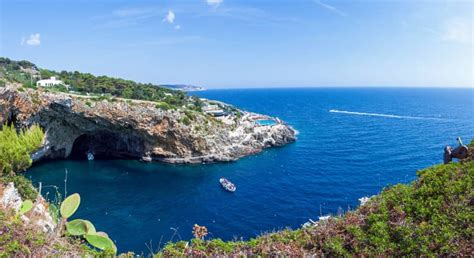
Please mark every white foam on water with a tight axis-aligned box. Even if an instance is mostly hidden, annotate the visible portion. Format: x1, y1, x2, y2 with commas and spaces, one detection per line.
329, 109, 442, 120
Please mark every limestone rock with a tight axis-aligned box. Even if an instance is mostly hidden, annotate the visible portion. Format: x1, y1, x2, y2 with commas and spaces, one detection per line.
0, 182, 22, 212
1, 86, 296, 163
0, 182, 56, 233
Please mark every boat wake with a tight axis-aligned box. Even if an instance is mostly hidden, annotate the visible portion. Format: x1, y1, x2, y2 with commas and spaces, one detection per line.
329, 109, 442, 120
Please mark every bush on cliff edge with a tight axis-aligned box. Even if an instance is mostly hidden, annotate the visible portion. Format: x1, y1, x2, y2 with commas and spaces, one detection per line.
0, 123, 44, 176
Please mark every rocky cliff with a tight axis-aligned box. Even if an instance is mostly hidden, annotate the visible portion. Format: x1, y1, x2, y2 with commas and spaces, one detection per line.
0, 86, 296, 164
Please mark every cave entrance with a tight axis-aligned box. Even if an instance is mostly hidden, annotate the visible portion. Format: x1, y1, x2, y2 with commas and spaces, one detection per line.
69, 132, 145, 160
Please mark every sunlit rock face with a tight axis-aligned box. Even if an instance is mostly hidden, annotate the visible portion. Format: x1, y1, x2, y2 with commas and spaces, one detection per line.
0, 183, 22, 212
0, 183, 56, 234
0, 87, 296, 164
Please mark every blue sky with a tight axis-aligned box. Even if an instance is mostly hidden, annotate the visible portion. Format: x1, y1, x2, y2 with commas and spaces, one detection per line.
1, 0, 472, 88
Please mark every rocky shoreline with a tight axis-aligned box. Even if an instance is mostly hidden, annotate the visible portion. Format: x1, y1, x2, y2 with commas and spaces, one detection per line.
0, 86, 296, 164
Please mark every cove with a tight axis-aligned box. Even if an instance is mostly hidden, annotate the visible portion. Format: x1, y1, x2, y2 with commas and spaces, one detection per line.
25, 88, 474, 253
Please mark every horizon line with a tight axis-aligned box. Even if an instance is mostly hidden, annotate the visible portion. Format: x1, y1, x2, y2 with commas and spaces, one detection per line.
202, 85, 474, 90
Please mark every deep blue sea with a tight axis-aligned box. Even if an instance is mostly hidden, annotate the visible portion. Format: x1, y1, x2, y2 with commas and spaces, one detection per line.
25, 88, 474, 254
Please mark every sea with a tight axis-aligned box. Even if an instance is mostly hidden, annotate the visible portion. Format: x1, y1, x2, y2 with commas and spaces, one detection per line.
25, 87, 474, 253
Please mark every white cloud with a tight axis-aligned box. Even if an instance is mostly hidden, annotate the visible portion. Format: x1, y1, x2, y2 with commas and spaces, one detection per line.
441, 19, 472, 44
313, 0, 347, 17
21, 33, 41, 46
174, 25, 181, 30
163, 10, 175, 24
207, 0, 223, 7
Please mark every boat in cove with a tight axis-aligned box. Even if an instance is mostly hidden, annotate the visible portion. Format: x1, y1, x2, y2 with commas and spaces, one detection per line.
219, 178, 236, 192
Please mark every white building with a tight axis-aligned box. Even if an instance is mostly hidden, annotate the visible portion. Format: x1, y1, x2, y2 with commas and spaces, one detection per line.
36, 76, 63, 87
203, 104, 226, 116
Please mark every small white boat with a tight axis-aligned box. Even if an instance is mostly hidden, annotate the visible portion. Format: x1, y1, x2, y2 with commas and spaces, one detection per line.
219, 178, 236, 192
87, 152, 94, 161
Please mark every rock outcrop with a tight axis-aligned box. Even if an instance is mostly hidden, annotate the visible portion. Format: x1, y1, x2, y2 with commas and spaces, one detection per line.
0, 182, 56, 233
0, 87, 296, 163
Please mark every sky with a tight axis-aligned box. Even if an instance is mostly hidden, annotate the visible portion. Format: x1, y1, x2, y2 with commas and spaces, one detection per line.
0, 0, 473, 88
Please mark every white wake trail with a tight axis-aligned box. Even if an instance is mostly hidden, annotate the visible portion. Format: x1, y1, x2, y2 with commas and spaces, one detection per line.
329, 109, 441, 120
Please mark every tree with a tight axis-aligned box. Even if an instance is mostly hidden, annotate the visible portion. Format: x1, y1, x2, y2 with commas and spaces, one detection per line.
40, 69, 54, 79
1, 58, 190, 106
122, 87, 134, 99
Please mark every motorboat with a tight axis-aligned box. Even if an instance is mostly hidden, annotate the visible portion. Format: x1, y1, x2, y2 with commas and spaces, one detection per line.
219, 178, 236, 192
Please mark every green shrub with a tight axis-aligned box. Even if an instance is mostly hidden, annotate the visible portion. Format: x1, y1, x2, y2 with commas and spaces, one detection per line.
161, 241, 188, 256
235, 111, 242, 119
23, 81, 37, 90
155, 102, 174, 110
324, 236, 350, 256
181, 117, 191, 126
0, 123, 44, 175
50, 84, 68, 93
184, 110, 196, 121
206, 238, 236, 253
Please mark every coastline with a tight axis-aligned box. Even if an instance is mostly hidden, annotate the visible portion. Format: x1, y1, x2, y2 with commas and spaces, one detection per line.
0, 86, 296, 164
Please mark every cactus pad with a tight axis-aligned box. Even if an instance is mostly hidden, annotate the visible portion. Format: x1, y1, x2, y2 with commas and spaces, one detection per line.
60, 193, 81, 219
19, 200, 34, 215
85, 233, 117, 253
66, 219, 88, 236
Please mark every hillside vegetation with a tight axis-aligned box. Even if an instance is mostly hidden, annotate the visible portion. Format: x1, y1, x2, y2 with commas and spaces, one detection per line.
0, 57, 203, 111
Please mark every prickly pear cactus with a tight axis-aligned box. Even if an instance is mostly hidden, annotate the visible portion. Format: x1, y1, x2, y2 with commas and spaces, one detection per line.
60, 193, 80, 219
19, 200, 34, 215
66, 219, 88, 236
82, 219, 96, 234
85, 233, 117, 253
95, 231, 108, 238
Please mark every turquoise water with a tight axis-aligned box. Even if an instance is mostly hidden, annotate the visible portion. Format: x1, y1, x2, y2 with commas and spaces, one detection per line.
256, 119, 277, 126
25, 88, 474, 253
